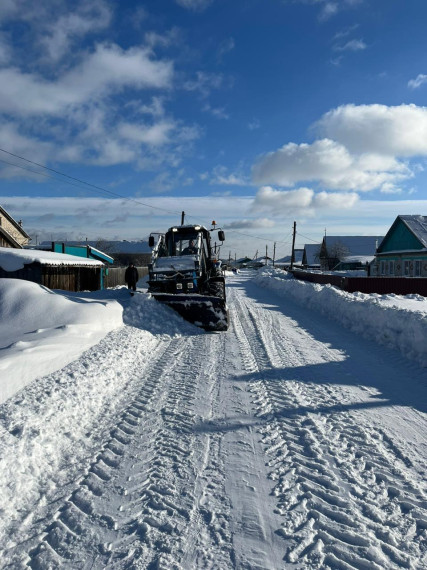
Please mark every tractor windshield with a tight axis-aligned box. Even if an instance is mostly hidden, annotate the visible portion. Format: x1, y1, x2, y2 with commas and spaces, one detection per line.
171, 233, 199, 256
166, 232, 199, 257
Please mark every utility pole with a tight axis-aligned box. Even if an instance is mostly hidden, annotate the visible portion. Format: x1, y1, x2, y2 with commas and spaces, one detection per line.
265, 245, 268, 266
273, 241, 276, 267
290, 221, 296, 270
181, 211, 185, 225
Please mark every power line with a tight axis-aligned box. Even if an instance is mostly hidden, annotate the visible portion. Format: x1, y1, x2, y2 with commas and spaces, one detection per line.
296, 231, 321, 243
0, 146, 293, 248
0, 148, 181, 216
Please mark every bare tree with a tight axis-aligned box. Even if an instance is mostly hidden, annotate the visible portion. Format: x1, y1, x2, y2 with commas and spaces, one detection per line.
327, 241, 350, 270
94, 238, 117, 254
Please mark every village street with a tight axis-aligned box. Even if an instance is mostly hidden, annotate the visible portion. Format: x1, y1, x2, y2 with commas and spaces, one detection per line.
0, 271, 426, 569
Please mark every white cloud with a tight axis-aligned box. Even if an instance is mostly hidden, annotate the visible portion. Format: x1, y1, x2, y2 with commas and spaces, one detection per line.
217, 38, 235, 62
251, 186, 357, 214
0, 44, 173, 117
118, 120, 176, 147
40, 2, 112, 62
223, 218, 275, 230
210, 165, 248, 186
248, 119, 260, 131
253, 187, 315, 211
253, 138, 410, 192
252, 186, 359, 216
202, 103, 229, 119
0, 121, 55, 178
144, 28, 182, 50
0, 32, 11, 64
408, 74, 427, 89
289, 0, 363, 21
315, 104, 427, 156
175, 0, 213, 10
254, 104, 427, 194
319, 2, 339, 21
333, 39, 367, 52
183, 71, 225, 98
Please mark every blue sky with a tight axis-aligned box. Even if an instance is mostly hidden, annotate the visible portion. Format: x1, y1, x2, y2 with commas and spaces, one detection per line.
1, 0, 427, 258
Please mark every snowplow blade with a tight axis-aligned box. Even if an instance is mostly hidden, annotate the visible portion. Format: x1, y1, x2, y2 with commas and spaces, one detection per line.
151, 293, 228, 331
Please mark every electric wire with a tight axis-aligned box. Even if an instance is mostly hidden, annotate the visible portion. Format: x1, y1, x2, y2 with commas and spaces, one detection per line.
0, 146, 293, 250
0, 148, 181, 216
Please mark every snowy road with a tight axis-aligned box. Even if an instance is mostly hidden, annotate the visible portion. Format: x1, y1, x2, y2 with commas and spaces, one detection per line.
1, 271, 427, 569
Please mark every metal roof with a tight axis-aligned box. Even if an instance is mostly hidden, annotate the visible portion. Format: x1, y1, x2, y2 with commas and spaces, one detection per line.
324, 236, 383, 256
399, 215, 427, 248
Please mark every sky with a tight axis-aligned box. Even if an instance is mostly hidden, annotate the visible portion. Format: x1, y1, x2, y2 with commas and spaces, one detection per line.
1, 0, 427, 258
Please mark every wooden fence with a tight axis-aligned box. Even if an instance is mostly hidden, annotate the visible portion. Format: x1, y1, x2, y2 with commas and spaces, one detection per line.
104, 266, 148, 288
290, 269, 427, 297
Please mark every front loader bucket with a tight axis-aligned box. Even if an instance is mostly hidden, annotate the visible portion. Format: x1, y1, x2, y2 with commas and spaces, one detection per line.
151, 293, 228, 331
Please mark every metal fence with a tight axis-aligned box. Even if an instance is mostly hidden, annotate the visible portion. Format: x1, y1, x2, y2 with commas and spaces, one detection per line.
290, 270, 427, 297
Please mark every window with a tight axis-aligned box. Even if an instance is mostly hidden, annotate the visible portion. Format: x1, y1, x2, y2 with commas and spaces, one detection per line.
404, 260, 410, 276
389, 260, 395, 275
380, 261, 386, 275
415, 260, 421, 277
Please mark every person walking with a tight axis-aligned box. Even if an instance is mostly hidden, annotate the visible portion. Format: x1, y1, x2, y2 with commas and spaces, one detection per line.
125, 263, 139, 295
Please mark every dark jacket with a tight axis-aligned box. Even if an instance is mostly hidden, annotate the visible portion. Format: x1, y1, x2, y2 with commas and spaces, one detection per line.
125, 265, 139, 284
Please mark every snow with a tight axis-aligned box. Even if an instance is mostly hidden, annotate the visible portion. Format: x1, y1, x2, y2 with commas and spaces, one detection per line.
0, 270, 426, 569
254, 267, 427, 366
0, 246, 104, 271
0, 279, 123, 404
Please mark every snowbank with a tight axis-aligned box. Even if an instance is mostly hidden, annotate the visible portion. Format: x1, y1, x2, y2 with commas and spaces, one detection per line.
0, 279, 123, 404
254, 268, 427, 367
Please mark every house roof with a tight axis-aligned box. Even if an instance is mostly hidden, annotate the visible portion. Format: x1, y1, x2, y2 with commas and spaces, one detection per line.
0, 205, 31, 239
399, 215, 427, 248
0, 247, 104, 272
324, 236, 383, 256
0, 227, 22, 248
303, 243, 321, 265
40, 240, 151, 254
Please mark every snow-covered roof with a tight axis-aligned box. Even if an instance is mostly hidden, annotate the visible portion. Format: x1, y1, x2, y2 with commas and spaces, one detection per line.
399, 215, 427, 248
0, 247, 104, 272
324, 236, 383, 256
341, 255, 375, 263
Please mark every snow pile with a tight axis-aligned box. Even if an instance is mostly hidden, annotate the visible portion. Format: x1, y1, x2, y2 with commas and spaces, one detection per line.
0, 279, 123, 404
254, 268, 427, 366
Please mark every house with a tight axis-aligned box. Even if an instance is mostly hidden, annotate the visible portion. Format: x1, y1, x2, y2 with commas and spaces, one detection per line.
319, 235, 383, 271
0, 247, 105, 292
0, 205, 31, 248
275, 249, 304, 268
372, 215, 427, 277
302, 244, 321, 268
39, 240, 151, 266
49, 243, 113, 289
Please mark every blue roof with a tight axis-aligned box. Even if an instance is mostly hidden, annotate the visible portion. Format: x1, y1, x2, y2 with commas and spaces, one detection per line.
324, 236, 383, 256
304, 243, 321, 265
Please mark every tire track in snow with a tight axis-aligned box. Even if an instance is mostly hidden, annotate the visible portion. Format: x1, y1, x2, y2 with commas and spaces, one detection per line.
24, 331, 234, 569
231, 283, 427, 569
